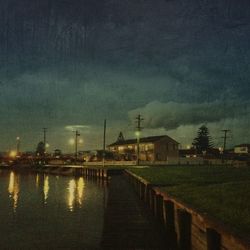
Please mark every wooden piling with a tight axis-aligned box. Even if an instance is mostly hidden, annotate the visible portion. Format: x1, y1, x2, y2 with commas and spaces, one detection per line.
177, 209, 192, 250
164, 200, 178, 249
155, 194, 164, 223
206, 228, 221, 250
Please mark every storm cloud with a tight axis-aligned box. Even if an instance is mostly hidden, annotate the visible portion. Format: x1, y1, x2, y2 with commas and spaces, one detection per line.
129, 101, 250, 130
0, 0, 250, 151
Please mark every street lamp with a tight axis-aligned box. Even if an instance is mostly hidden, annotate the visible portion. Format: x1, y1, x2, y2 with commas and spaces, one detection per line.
9, 150, 17, 158
16, 137, 20, 156
135, 131, 140, 166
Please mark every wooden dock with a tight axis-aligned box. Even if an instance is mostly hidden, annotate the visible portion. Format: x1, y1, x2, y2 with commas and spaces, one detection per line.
101, 175, 169, 250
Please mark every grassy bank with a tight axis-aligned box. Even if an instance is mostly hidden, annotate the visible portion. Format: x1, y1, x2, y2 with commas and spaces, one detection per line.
130, 166, 250, 237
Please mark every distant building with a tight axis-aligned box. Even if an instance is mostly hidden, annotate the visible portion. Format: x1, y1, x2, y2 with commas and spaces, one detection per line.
82, 150, 114, 162
234, 144, 250, 154
179, 148, 197, 158
180, 148, 222, 158
54, 149, 62, 158
108, 135, 179, 162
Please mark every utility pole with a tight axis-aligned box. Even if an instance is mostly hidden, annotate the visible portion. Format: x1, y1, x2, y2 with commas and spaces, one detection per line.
43, 128, 47, 154
103, 119, 106, 167
16, 137, 20, 155
135, 114, 143, 166
221, 129, 230, 164
222, 129, 230, 152
74, 130, 80, 164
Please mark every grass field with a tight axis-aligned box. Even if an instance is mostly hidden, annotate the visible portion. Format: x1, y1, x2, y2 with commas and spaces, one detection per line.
130, 166, 250, 237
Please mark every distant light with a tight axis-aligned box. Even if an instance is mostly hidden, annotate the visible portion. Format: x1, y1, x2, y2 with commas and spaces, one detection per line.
46, 143, 50, 148
16, 137, 20, 141
69, 138, 75, 145
79, 139, 83, 144
186, 145, 191, 149
135, 131, 140, 137
9, 150, 17, 158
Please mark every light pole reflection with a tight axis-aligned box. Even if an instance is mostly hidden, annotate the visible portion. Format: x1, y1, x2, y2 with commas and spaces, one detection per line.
77, 177, 85, 206
35, 174, 40, 188
67, 177, 85, 211
68, 179, 76, 212
8, 171, 19, 212
43, 175, 49, 204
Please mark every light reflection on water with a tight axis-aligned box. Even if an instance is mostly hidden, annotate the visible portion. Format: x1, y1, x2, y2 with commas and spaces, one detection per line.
78, 177, 85, 206
68, 179, 76, 211
8, 171, 19, 212
35, 174, 39, 188
43, 175, 49, 204
68, 177, 85, 211
0, 170, 107, 249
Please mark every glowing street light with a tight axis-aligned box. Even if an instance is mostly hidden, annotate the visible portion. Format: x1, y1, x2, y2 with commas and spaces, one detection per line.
69, 138, 75, 145
135, 131, 140, 138
9, 150, 17, 158
135, 131, 141, 166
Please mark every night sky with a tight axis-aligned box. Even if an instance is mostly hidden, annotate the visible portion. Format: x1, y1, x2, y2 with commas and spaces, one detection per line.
0, 0, 250, 152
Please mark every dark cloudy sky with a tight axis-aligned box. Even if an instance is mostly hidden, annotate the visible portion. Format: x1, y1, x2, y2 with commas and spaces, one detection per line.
0, 0, 250, 152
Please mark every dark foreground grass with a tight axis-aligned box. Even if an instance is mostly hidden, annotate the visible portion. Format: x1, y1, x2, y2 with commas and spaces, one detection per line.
130, 166, 250, 237
162, 181, 250, 237
130, 166, 250, 186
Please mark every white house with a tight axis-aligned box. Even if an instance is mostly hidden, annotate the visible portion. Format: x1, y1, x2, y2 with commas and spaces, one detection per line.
234, 144, 250, 154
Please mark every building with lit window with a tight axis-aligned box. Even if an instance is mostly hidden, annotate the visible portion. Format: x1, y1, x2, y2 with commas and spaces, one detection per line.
234, 144, 250, 154
108, 134, 179, 162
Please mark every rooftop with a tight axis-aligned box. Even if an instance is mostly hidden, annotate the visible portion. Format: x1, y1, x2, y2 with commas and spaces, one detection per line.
108, 135, 179, 147
235, 144, 250, 148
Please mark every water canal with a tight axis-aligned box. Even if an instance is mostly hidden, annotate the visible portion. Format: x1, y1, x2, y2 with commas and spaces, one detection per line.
0, 170, 107, 249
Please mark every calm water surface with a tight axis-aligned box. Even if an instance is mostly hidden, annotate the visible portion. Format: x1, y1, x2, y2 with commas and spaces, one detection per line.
0, 170, 107, 249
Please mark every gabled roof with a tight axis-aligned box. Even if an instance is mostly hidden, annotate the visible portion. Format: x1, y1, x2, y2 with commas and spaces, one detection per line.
108, 135, 179, 147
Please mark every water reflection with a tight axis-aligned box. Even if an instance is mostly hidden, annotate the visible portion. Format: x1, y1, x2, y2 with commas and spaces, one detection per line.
36, 174, 40, 188
43, 175, 49, 204
77, 177, 85, 206
1, 171, 105, 249
8, 171, 19, 212
67, 177, 85, 211
68, 179, 76, 211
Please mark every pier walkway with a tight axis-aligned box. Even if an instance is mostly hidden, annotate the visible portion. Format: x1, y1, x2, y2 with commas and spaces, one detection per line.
101, 175, 168, 250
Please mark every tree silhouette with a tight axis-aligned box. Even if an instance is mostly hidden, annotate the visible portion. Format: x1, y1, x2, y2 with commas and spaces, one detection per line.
192, 125, 213, 154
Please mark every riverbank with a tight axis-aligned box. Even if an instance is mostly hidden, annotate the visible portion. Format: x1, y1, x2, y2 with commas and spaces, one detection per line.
127, 166, 250, 249
2, 164, 250, 249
